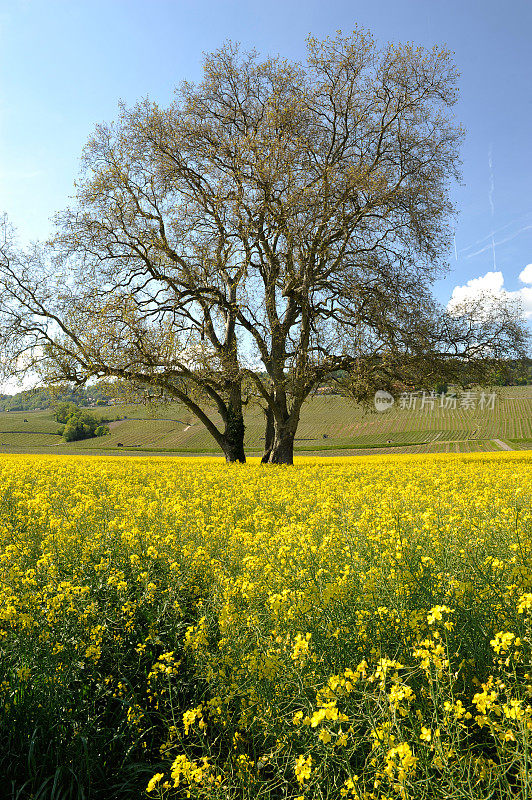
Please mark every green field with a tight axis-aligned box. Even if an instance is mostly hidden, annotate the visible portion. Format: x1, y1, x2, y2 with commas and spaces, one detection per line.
1, 385, 532, 456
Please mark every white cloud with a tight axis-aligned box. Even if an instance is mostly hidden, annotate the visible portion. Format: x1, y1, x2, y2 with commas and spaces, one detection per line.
519, 263, 532, 284
448, 270, 504, 305
448, 265, 532, 319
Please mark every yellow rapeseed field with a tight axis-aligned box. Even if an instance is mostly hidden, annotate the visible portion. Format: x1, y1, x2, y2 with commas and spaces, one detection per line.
1, 451, 532, 799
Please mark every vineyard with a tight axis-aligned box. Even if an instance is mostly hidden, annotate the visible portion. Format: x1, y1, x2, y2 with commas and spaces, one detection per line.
0, 386, 531, 456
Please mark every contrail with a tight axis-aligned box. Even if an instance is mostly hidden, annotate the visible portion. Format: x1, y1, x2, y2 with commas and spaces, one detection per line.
488, 144, 496, 270
453, 232, 458, 261
459, 211, 532, 254
466, 225, 532, 259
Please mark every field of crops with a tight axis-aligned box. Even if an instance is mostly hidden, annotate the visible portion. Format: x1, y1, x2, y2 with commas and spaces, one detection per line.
1, 451, 532, 798
1, 386, 532, 456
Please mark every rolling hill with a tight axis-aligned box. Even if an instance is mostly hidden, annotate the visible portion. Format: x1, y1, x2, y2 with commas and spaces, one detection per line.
0, 385, 531, 457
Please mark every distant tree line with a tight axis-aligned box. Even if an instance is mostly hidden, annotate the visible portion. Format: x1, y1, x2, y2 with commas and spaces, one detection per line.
0, 382, 119, 412
491, 358, 532, 386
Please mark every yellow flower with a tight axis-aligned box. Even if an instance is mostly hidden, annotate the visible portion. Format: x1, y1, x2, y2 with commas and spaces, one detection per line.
294, 754, 312, 785
146, 772, 164, 793
427, 605, 453, 625
518, 593, 532, 613
490, 631, 515, 654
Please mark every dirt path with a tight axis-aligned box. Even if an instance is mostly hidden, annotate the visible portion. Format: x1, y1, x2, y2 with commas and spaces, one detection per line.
492, 438, 513, 451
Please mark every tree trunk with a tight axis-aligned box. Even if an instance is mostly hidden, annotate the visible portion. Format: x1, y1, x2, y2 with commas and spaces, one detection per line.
222, 437, 246, 463
263, 398, 302, 465
222, 402, 246, 463
265, 417, 297, 464
261, 406, 275, 463
268, 429, 295, 464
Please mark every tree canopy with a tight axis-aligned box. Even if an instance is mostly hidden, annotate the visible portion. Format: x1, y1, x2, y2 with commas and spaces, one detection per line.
0, 30, 528, 462
54, 403, 109, 442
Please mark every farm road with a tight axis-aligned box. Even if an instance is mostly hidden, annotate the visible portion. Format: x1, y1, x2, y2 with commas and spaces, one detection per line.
492, 439, 513, 451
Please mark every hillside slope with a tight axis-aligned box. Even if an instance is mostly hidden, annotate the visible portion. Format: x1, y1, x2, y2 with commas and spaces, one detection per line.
0, 386, 531, 456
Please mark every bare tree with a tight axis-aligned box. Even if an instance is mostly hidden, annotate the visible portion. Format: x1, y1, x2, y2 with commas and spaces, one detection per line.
0, 31, 528, 463
0, 216, 248, 462
153, 32, 524, 462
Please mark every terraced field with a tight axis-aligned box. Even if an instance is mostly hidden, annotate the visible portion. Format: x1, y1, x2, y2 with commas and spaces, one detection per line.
1, 385, 531, 456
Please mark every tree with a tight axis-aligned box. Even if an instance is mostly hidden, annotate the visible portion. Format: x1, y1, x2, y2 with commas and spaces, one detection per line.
94, 425, 109, 437
0, 31, 528, 463
55, 405, 103, 442
55, 402, 81, 424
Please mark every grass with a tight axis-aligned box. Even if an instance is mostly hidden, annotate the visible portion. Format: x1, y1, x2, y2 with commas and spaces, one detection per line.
0, 385, 531, 456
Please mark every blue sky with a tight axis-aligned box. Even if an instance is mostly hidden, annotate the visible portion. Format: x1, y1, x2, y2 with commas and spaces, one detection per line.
0, 0, 531, 311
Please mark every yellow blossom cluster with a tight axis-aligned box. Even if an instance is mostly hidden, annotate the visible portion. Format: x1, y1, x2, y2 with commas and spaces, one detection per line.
0, 452, 532, 798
